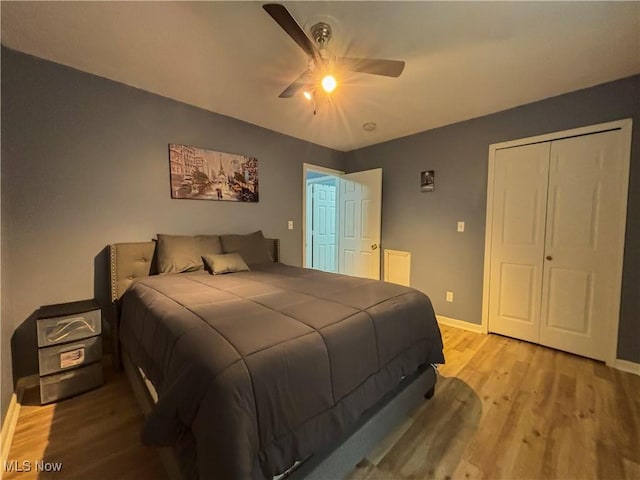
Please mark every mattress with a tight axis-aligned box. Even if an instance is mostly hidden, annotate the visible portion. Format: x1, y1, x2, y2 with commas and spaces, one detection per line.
119, 263, 444, 479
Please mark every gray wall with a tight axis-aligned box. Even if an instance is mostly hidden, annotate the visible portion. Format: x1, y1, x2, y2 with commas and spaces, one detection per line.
0, 47, 344, 424
346, 75, 640, 363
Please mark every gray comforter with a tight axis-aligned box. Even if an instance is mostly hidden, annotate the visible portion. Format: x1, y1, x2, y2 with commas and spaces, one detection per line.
119, 263, 444, 479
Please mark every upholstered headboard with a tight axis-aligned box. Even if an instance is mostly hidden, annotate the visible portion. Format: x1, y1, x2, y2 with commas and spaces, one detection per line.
108, 238, 281, 302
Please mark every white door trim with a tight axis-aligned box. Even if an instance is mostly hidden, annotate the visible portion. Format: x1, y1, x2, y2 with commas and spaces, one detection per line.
481, 118, 633, 368
302, 163, 344, 268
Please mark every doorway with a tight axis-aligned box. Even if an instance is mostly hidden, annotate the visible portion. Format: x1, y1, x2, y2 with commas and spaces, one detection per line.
302, 164, 383, 279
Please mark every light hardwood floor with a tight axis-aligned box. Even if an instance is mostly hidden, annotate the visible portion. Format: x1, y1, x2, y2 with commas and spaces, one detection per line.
348, 325, 640, 480
5, 325, 639, 479
4, 369, 166, 480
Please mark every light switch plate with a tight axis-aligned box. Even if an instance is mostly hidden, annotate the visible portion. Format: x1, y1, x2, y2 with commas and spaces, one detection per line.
288, 220, 294, 230
457, 221, 465, 232
446, 291, 454, 302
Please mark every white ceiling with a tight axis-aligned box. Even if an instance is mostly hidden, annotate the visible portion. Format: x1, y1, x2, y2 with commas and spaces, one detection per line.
2, 1, 639, 152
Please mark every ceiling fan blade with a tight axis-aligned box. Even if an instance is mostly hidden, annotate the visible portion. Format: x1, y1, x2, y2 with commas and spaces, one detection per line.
338, 57, 405, 78
279, 70, 313, 98
263, 4, 319, 61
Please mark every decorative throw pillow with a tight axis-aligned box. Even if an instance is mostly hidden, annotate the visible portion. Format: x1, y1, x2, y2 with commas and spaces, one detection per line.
156, 234, 223, 273
203, 253, 250, 275
220, 230, 273, 266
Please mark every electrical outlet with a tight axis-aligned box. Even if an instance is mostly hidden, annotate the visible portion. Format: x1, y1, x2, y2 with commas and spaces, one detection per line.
288, 220, 294, 230
446, 291, 454, 302
457, 221, 465, 232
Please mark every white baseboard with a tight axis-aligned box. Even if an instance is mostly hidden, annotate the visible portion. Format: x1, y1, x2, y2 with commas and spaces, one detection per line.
0, 392, 19, 478
611, 358, 640, 376
0, 374, 39, 479
436, 315, 484, 334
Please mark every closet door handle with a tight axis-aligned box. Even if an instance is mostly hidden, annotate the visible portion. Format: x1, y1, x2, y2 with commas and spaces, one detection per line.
545, 255, 553, 261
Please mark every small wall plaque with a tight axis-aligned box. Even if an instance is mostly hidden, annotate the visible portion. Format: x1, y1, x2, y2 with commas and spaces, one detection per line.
421, 170, 435, 192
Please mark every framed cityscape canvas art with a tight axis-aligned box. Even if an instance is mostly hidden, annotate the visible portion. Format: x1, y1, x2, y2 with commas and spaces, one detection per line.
169, 144, 258, 202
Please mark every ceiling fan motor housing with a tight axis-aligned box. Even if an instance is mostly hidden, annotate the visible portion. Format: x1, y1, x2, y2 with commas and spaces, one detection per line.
311, 22, 332, 46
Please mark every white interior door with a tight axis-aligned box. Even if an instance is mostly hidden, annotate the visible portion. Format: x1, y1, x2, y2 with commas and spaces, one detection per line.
312, 183, 337, 272
339, 168, 382, 279
303, 163, 344, 270
488, 143, 550, 342
539, 130, 627, 361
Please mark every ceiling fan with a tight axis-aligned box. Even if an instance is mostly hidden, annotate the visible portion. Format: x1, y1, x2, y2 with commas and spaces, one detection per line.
263, 3, 405, 101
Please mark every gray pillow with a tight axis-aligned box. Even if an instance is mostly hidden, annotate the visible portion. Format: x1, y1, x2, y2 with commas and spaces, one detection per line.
157, 234, 223, 273
220, 230, 273, 265
203, 253, 250, 275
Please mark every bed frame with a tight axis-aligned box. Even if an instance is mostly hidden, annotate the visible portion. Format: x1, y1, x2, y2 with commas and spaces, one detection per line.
108, 238, 437, 480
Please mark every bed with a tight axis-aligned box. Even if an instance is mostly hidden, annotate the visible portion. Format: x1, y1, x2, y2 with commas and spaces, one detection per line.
109, 233, 445, 480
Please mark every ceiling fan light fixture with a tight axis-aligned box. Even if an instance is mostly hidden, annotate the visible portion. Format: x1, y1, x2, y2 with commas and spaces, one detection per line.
321, 74, 337, 93
264, 4, 405, 102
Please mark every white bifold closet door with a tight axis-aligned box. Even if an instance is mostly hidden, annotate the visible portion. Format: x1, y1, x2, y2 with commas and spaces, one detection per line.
489, 142, 550, 344
489, 129, 627, 361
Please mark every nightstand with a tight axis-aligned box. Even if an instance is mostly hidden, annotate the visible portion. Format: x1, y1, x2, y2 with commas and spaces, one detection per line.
37, 299, 104, 404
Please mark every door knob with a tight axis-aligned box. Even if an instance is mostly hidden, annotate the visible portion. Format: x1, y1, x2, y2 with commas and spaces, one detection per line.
546, 255, 553, 261
371, 244, 378, 251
